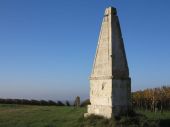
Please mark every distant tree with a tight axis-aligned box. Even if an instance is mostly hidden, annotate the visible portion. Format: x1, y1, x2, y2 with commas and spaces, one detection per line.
40, 100, 49, 105
48, 100, 57, 105
22, 99, 31, 105
65, 100, 70, 106
74, 96, 80, 107
57, 101, 65, 106
5, 99, 14, 104
0, 98, 5, 104
30, 100, 40, 105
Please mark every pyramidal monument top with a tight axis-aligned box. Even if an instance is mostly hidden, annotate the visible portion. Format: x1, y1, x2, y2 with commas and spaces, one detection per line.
91, 6, 129, 80
104, 6, 117, 15
85, 6, 131, 118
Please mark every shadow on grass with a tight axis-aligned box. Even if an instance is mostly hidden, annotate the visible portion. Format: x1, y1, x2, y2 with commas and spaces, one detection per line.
77, 115, 115, 127
159, 119, 170, 127
77, 111, 165, 127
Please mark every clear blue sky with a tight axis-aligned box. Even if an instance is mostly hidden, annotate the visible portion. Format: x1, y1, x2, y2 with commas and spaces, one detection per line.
0, 0, 170, 101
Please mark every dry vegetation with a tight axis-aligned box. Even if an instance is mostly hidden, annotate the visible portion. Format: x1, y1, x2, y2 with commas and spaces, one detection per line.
132, 86, 170, 112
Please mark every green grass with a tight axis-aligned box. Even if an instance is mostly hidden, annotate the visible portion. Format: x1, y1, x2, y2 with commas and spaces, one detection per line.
0, 104, 85, 127
136, 109, 170, 120
0, 104, 169, 127
136, 110, 170, 127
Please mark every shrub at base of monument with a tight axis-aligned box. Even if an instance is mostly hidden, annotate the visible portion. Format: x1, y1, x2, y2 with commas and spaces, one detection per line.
80, 111, 159, 127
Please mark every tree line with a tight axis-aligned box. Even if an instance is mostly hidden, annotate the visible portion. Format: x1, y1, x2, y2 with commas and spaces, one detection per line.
0, 96, 90, 107
0, 98, 65, 106
132, 86, 170, 112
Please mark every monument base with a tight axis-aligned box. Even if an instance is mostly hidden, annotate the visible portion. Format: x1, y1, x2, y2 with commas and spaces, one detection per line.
85, 105, 112, 118
84, 104, 131, 119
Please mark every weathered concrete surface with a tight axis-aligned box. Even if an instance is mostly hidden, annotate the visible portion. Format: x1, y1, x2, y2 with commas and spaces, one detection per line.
84, 7, 131, 118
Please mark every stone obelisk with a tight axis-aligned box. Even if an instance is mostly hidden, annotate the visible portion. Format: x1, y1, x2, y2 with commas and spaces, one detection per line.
85, 7, 131, 118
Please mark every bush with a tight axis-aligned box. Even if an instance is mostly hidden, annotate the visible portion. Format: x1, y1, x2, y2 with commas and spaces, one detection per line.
81, 99, 90, 107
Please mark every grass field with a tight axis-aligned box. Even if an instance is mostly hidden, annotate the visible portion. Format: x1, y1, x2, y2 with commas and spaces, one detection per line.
0, 104, 169, 127
0, 104, 85, 127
